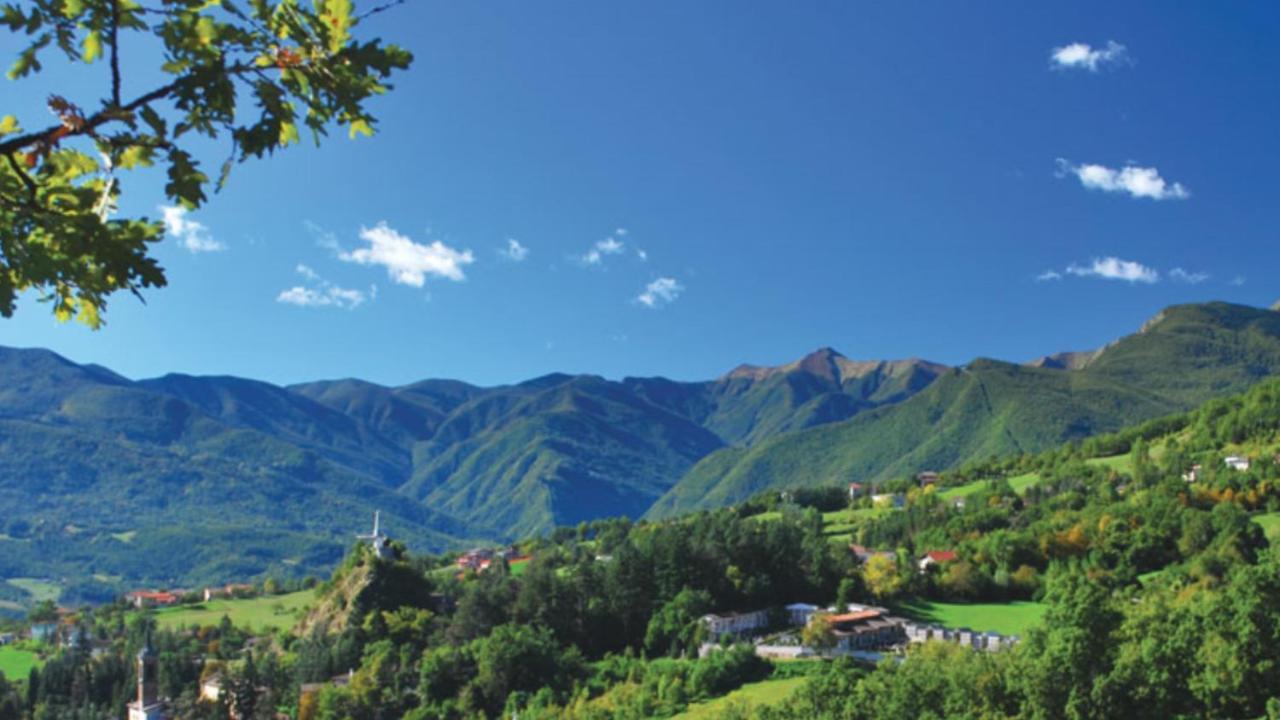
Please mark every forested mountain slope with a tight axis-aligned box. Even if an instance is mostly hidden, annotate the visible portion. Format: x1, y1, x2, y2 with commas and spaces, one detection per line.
651, 302, 1280, 517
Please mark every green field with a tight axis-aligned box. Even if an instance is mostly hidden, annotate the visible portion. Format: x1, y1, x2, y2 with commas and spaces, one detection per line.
1086, 454, 1133, 473
1008, 473, 1042, 493
894, 598, 1047, 636
1252, 512, 1280, 542
0, 646, 41, 680
673, 676, 807, 719
6, 578, 62, 604
152, 589, 317, 632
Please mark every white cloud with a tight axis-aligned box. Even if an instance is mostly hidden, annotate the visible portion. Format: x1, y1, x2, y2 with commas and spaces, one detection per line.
1169, 267, 1209, 284
1036, 270, 1062, 282
304, 220, 341, 251
276, 265, 366, 309
1065, 257, 1159, 284
160, 205, 225, 253
581, 235, 626, 266
339, 222, 474, 286
1057, 159, 1189, 200
636, 248, 648, 262
1230, 275, 1246, 287
500, 238, 529, 262
636, 277, 683, 308
1051, 41, 1129, 72
615, 227, 629, 236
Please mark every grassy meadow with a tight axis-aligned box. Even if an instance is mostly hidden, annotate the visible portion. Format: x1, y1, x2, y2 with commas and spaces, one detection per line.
152, 589, 317, 632
894, 598, 1047, 636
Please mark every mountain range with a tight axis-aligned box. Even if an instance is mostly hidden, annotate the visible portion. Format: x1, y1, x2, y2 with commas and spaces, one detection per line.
1, 300, 1278, 586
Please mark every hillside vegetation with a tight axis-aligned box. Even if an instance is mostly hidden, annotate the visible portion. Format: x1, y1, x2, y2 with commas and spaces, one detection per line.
1, 301, 1279, 589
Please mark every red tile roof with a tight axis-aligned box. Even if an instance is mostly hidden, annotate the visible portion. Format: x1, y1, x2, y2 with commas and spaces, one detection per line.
925, 550, 957, 563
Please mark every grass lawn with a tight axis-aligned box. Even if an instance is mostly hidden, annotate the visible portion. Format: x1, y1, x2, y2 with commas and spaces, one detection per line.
1086, 454, 1132, 473
1252, 512, 1280, 542
509, 558, 531, 577
673, 676, 807, 719
1007, 473, 1041, 494
0, 646, 41, 680
938, 481, 986, 500
894, 598, 1047, 636
6, 578, 61, 604
153, 589, 317, 632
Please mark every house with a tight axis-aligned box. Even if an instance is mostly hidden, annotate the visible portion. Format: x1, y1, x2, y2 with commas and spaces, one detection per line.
850, 544, 895, 564
902, 620, 1019, 651
126, 591, 180, 609
700, 609, 769, 637
29, 622, 57, 642
916, 471, 940, 488
917, 550, 958, 573
824, 607, 906, 651
870, 493, 905, 509
203, 583, 255, 602
786, 603, 821, 627
456, 548, 495, 571
199, 676, 223, 703
1224, 455, 1251, 472
1182, 464, 1202, 483
848, 482, 866, 499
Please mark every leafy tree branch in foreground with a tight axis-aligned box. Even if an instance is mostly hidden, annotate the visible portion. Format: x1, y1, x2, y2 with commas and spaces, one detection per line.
0, 0, 412, 325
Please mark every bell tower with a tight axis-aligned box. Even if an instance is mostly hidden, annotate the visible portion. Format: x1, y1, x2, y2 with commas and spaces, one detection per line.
128, 631, 167, 720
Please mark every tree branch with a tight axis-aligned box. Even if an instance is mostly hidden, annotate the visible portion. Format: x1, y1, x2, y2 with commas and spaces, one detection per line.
0, 82, 178, 156
4, 153, 38, 203
109, 0, 122, 107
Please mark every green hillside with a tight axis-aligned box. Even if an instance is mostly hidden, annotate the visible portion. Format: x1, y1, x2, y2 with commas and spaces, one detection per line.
651, 302, 1280, 517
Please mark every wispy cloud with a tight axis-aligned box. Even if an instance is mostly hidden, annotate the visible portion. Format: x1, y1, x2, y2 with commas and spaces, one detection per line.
160, 205, 225, 253
1230, 276, 1246, 287
276, 265, 367, 309
636, 277, 683, 308
1065, 257, 1159, 284
580, 230, 628, 266
1035, 270, 1063, 282
1056, 159, 1189, 201
636, 248, 648, 262
340, 222, 474, 286
1051, 41, 1129, 72
500, 238, 529, 262
1169, 267, 1209, 284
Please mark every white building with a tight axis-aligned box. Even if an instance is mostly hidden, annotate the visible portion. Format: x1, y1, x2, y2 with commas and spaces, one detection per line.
785, 603, 821, 627
1224, 455, 1251, 471
701, 609, 769, 637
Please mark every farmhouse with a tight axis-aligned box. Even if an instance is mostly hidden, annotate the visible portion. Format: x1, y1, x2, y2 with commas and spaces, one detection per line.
700, 609, 769, 637
126, 590, 180, 609
870, 493, 905, 509
916, 471, 940, 487
203, 583, 254, 602
848, 482, 866, 499
917, 550, 958, 573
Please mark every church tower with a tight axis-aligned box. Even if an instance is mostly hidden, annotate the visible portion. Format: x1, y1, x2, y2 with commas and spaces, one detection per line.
128, 632, 167, 720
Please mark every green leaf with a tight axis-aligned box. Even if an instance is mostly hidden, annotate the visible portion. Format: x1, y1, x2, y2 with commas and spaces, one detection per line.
61, 0, 84, 18
165, 149, 208, 208
118, 145, 155, 170
195, 16, 217, 44
321, 0, 351, 53
278, 120, 299, 146
348, 118, 373, 139
82, 30, 101, 62
139, 106, 167, 139
0, 115, 18, 137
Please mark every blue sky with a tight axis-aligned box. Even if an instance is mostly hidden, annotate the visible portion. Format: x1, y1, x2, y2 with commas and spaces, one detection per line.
2, 2, 1278, 387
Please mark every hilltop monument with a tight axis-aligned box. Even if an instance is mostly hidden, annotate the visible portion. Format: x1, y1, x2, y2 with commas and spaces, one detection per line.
357, 511, 392, 559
